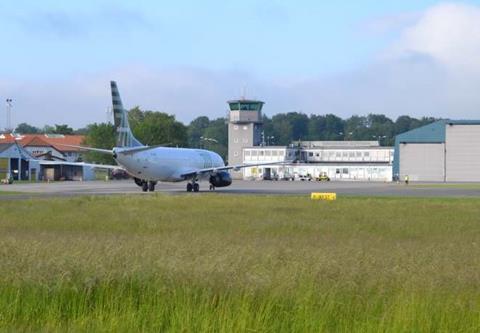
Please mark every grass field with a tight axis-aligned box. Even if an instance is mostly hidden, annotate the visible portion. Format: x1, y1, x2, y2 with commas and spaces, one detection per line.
1, 194, 480, 332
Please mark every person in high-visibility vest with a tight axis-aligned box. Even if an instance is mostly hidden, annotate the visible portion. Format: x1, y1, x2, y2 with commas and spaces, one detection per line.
404, 175, 409, 185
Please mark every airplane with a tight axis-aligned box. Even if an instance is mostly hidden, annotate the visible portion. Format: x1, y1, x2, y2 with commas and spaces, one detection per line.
68, 81, 282, 192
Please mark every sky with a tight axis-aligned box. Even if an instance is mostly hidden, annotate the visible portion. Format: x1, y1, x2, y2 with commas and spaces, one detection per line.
1, 0, 480, 128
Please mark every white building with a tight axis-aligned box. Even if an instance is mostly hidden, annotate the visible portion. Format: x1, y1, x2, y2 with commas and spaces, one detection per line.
243, 141, 393, 181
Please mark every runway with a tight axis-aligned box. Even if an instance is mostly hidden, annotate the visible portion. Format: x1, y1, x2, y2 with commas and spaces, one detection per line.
1, 180, 480, 199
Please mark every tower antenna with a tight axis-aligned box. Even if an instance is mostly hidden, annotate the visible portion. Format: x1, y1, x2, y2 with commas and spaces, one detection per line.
241, 84, 247, 100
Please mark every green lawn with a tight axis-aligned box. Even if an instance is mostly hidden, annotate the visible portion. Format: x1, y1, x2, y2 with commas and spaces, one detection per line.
1, 195, 480, 332
0, 190, 23, 195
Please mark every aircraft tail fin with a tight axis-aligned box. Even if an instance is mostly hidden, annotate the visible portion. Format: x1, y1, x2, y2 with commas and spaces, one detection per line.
110, 81, 143, 148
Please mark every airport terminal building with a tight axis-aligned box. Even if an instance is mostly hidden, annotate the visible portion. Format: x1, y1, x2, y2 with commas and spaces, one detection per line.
242, 141, 394, 181
394, 120, 480, 181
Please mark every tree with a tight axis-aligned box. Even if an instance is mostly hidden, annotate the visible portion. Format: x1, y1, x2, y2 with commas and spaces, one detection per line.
128, 106, 145, 129
365, 114, 395, 145
394, 116, 416, 135
271, 113, 294, 145
74, 127, 89, 135
203, 117, 227, 158
344, 115, 368, 140
82, 123, 116, 164
307, 115, 326, 140
324, 114, 345, 140
187, 116, 210, 148
15, 123, 40, 134
42, 125, 55, 133
129, 109, 188, 147
53, 124, 74, 135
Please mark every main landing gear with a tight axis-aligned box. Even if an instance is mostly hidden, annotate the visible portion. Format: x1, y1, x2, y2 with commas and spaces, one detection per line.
186, 181, 200, 192
135, 178, 157, 192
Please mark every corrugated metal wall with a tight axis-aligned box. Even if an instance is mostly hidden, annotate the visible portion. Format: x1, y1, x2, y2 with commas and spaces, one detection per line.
446, 125, 480, 181
399, 143, 445, 181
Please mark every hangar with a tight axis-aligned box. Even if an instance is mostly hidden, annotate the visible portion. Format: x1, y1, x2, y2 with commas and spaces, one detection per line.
394, 120, 480, 181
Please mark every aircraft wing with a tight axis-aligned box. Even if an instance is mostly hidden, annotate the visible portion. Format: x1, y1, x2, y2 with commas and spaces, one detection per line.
180, 161, 285, 179
37, 160, 122, 170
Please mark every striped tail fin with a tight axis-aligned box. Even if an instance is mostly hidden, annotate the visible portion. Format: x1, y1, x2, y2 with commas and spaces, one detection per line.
110, 81, 143, 147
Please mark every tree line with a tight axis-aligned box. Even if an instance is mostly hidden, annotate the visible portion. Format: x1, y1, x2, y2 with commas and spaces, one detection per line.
15, 109, 438, 164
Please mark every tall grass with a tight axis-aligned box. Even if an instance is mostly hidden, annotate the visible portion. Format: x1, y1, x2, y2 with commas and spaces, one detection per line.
1, 195, 480, 331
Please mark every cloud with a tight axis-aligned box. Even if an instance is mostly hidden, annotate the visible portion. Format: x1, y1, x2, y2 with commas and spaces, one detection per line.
362, 11, 421, 36
386, 3, 480, 72
4, 2, 480, 130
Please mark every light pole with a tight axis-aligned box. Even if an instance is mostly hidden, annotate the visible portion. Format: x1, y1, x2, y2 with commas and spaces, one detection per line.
266, 135, 275, 146
5, 98, 12, 133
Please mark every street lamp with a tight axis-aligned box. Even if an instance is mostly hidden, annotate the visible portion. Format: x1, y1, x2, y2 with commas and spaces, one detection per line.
5, 98, 12, 132
266, 135, 275, 146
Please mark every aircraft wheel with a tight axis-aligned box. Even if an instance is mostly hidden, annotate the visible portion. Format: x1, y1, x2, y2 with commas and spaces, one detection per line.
148, 181, 156, 192
142, 182, 148, 192
187, 183, 193, 192
193, 183, 199, 192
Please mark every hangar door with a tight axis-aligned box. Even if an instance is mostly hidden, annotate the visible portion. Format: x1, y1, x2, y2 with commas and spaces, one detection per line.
446, 124, 480, 181
399, 143, 445, 181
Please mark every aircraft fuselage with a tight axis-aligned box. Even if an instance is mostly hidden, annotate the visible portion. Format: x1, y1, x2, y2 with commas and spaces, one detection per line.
114, 146, 225, 182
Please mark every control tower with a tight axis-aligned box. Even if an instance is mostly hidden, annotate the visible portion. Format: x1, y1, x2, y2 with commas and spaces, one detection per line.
227, 98, 264, 179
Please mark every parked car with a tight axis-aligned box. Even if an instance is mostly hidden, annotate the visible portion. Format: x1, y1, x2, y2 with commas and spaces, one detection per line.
111, 168, 130, 180
295, 174, 313, 181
